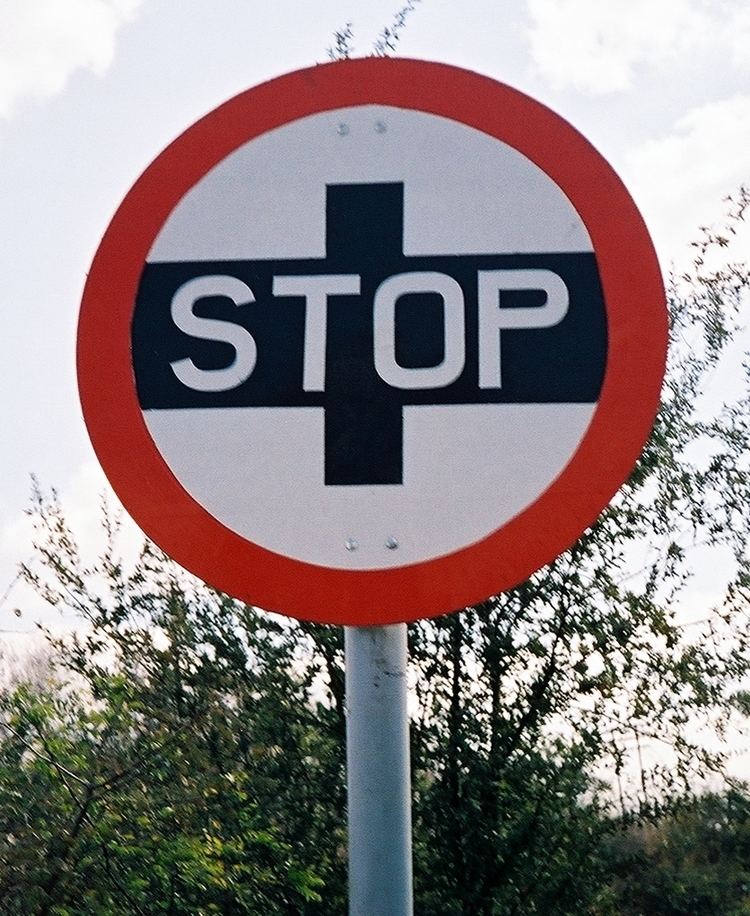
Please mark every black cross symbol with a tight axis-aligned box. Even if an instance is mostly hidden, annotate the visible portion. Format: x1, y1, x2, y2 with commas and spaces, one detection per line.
134, 183, 606, 487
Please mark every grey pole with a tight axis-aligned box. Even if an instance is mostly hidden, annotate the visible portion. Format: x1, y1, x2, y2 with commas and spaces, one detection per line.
345, 624, 413, 916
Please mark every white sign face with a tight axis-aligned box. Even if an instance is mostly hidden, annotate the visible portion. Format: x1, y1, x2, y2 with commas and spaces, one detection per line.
136, 106, 598, 570
78, 60, 666, 624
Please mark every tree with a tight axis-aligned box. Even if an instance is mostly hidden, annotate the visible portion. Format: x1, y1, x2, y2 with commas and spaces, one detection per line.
405, 189, 750, 913
327, 2, 422, 60
0, 496, 344, 913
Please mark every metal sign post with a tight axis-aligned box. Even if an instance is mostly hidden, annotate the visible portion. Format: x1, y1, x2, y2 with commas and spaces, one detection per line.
345, 625, 413, 915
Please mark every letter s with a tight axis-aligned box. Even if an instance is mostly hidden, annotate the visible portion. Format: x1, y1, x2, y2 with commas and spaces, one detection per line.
169, 275, 257, 392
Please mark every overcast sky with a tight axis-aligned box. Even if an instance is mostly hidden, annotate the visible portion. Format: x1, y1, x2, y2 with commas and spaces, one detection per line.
1, 0, 749, 639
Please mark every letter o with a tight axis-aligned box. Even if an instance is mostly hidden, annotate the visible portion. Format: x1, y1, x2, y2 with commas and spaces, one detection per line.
373, 271, 466, 390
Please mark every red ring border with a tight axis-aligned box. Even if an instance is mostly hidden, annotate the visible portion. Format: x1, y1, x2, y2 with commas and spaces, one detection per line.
77, 58, 667, 626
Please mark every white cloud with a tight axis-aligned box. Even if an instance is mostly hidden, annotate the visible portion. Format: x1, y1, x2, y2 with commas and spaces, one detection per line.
622, 94, 750, 265
0, 0, 144, 118
728, 4, 750, 70
526, 0, 748, 94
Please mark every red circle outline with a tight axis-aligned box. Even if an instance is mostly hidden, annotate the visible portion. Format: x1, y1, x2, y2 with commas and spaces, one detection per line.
77, 58, 667, 625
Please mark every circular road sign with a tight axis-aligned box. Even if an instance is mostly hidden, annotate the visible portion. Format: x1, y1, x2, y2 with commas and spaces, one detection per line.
78, 58, 667, 626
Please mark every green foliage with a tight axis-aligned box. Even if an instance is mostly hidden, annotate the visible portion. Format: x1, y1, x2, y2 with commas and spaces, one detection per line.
326, 22, 354, 61
327, 1, 422, 60
600, 788, 750, 915
372, 1, 423, 56
1, 500, 346, 913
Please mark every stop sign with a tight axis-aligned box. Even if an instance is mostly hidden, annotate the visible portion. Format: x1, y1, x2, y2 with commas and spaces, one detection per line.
77, 58, 667, 624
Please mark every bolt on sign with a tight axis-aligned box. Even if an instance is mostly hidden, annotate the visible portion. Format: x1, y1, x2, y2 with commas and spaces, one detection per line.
77, 58, 667, 625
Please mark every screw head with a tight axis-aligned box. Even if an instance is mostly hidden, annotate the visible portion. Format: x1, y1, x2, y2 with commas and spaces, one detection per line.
337, 123, 350, 136
385, 536, 399, 550
344, 538, 359, 552
374, 120, 387, 133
